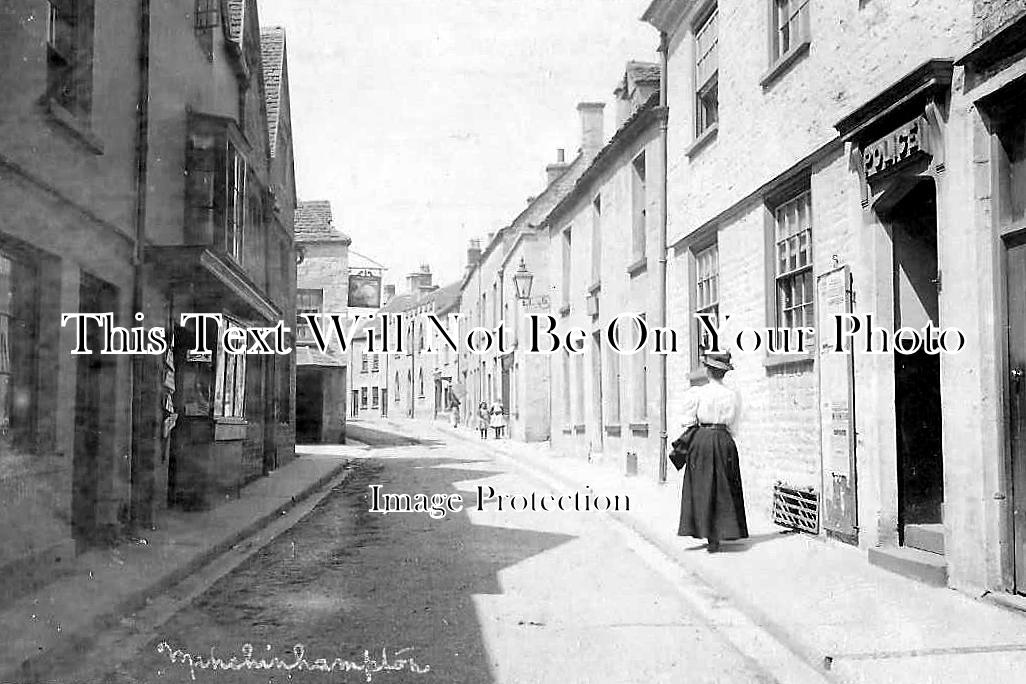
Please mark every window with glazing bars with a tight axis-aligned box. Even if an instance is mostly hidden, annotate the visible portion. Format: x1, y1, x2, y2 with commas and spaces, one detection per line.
296, 289, 322, 344
774, 190, 813, 330
695, 243, 719, 353
773, 0, 810, 61
695, 6, 719, 137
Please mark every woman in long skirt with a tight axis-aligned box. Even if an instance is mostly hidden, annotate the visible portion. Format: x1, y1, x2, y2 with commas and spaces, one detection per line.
678, 350, 748, 552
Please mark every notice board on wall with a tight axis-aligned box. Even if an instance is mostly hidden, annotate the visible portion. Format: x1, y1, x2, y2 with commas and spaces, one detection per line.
817, 265, 858, 545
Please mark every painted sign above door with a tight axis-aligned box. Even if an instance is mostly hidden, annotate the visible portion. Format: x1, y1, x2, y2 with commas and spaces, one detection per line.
863, 115, 930, 178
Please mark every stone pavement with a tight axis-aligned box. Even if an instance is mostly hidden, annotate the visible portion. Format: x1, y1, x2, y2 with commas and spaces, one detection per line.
0, 447, 354, 683
404, 418, 1026, 684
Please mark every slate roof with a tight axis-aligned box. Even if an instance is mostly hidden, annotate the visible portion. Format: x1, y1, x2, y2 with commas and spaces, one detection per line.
416, 281, 462, 316
296, 345, 346, 368
295, 201, 351, 243
626, 60, 661, 85
260, 26, 285, 157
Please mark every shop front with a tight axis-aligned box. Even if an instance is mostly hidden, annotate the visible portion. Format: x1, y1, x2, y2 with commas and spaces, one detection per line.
835, 60, 955, 584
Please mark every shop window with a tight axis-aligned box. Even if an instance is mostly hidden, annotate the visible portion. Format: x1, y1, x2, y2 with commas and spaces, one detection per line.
773, 190, 814, 330
771, 0, 810, 63
46, 0, 94, 119
693, 241, 720, 363
0, 250, 38, 451
296, 289, 322, 344
214, 319, 246, 419
694, 5, 719, 138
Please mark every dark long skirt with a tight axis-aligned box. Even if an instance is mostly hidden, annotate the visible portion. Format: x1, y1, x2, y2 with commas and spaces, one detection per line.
678, 426, 748, 541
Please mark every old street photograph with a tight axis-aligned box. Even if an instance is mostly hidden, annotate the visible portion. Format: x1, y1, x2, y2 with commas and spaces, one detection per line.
3, 1, 1026, 682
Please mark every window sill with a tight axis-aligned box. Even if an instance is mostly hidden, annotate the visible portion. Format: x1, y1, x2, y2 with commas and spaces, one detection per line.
629, 422, 649, 436
213, 417, 247, 442
760, 40, 811, 89
685, 124, 718, 159
763, 352, 815, 371
627, 256, 647, 278
46, 99, 104, 155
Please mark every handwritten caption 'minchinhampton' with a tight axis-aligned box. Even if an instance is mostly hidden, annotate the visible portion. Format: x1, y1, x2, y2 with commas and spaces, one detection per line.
154, 641, 430, 682
59, 311, 967, 357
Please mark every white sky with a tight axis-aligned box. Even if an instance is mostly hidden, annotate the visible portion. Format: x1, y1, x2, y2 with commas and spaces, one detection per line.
257, 0, 658, 289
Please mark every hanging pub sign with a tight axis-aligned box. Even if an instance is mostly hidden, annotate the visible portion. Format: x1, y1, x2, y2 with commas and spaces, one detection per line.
862, 115, 930, 179
348, 271, 382, 309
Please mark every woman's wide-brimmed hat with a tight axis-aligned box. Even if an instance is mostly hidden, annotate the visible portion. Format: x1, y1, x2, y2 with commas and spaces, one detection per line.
702, 350, 734, 371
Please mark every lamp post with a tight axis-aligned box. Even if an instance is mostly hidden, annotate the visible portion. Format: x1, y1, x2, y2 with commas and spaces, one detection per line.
512, 257, 534, 303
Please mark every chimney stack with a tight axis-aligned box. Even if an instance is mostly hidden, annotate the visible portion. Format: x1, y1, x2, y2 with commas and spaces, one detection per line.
466, 238, 482, 269
577, 102, 605, 154
545, 147, 570, 185
383, 284, 396, 303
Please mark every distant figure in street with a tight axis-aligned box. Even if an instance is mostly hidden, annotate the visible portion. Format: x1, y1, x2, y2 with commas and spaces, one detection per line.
448, 396, 460, 428
676, 351, 748, 553
489, 401, 507, 439
476, 402, 489, 439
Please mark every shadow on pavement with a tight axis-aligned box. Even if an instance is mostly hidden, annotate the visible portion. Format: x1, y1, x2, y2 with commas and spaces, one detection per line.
97, 449, 575, 684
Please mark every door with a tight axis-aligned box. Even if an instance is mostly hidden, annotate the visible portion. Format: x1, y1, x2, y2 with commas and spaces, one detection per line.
73, 274, 118, 548
1007, 238, 1026, 592
887, 179, 943, 548
295, 368, 323, 443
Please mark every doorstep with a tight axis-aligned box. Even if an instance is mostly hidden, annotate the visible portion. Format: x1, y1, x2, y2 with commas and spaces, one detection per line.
868, 544, 948, 587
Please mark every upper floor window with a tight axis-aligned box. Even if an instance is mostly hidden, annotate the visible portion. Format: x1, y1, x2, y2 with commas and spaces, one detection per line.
195, 0, 219, 59
296, 289, 322, 345
185, 115, 265, 272
694, 5, 719, 138
774, 190, 814, 330
772, 0, 810, 62
561, 227, 572, 307
46, 0, 94, 119
631, 152, 647, 260
591, 195, 602, 283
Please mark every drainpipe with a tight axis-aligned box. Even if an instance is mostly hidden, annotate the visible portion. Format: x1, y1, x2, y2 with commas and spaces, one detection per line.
657, 30, 670, 483
129, 0, 152, 527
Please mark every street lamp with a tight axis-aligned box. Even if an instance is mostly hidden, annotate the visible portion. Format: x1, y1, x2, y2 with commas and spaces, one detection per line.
512, 257, 534, 302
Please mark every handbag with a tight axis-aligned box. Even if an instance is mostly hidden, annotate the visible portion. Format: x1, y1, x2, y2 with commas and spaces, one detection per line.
669, 425, 699, 471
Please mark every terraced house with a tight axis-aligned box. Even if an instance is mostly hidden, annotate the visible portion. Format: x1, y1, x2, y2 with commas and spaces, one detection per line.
642, 0, 1026, 598
0, 0, 297, 592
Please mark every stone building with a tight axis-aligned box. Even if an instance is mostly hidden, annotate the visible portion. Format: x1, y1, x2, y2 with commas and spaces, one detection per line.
294, 200, 349, 443
458, 102, 608, 439
543, 62, 666, 471
0, 0, 297, 588
640, 0, 1026, 597
378, 266, 460, 422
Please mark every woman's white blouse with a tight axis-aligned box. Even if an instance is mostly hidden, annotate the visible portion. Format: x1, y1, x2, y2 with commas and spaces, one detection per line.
680, 379, 741, 431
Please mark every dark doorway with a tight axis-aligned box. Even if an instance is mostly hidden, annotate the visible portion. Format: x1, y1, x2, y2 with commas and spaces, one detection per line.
1007, 237, 1026, 592
887, 179, 944, 551
73, 273, 118, 550
295, 368, 323, 443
